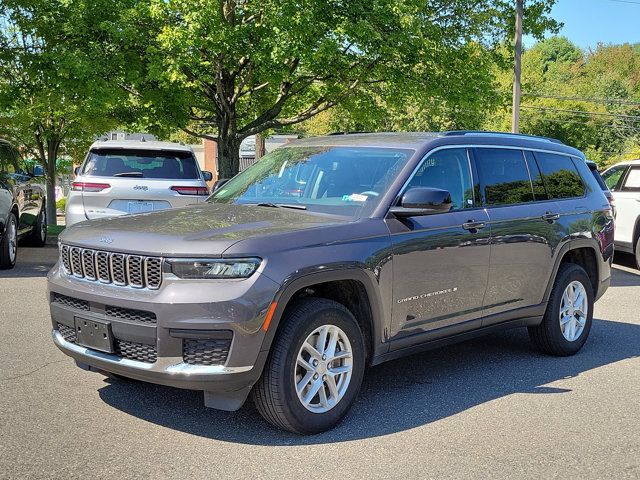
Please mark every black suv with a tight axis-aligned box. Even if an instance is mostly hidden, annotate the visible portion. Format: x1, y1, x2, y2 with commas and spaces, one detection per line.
48, 132, 614, 434
1, 139, 47, 269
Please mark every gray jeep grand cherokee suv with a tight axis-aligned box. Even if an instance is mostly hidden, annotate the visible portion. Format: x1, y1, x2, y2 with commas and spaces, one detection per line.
48, 132, 614, 434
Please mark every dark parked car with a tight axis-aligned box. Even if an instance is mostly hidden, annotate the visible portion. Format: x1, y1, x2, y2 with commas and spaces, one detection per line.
0, 139, 47, 269
48, 132, 614, 434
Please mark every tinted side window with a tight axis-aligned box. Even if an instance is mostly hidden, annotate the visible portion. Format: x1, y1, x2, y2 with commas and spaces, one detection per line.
601, 165, 627, 191
622, 168, 640, 191
533, 152, 585, 199
404, 148, 474, 210
0, 142, 18, 174
475, 148, 534, 206
524, 150, 548, 200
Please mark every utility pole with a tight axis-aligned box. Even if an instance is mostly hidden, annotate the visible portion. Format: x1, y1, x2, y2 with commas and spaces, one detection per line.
512, 0, 524, 133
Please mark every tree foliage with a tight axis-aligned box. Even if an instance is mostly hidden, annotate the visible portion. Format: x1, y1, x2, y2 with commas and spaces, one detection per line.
486, 37, 640, 166
90, 0, 558, 177
0, 0, 122, 223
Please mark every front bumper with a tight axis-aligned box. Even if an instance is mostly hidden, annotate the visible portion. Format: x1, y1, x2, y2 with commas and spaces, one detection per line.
48, 261, 279, 409
52, 330, 268, 395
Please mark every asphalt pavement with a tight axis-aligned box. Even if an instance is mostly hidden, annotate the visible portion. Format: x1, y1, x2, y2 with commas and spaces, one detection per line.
1, 243, 638, 479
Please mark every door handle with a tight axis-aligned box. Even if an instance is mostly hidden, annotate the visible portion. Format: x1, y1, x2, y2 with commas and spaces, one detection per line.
462, 220, 486, 232
542, 212, 560, 222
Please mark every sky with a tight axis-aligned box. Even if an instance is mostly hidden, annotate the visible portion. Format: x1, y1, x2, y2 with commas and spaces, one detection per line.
524, 0, 640, 49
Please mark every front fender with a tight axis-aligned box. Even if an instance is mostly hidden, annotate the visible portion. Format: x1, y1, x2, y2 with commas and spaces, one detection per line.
259, 266, 390, 363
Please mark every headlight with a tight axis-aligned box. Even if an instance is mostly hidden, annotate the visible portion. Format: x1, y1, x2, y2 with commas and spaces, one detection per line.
167, 258, 261, 279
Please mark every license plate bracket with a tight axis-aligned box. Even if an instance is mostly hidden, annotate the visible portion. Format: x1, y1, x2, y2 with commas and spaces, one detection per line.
74, 317, 114, 353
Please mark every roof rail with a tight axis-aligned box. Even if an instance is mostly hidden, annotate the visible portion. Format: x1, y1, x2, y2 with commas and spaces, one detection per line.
442, 130, 564, 145
327, 131, 374, 136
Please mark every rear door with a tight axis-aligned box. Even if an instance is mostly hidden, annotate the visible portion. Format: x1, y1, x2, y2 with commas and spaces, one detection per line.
473, 147, 562, 322
614, 166, 640, 247
77, 148, 208, 220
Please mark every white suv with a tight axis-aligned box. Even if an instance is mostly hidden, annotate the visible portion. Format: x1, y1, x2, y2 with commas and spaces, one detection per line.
66, 140, 212, 226
601, 159, 640, 267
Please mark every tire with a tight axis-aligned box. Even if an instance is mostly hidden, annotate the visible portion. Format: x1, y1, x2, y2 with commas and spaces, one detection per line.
0, 212, 18, 270
26, 206, 47, 247
528, 263, 594, 356
252, 298, 366, 434
634, 238, 640, 270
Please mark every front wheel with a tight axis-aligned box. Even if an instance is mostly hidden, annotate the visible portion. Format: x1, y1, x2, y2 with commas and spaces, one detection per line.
0, 213, 18, 269
528, 263, 594, 356
252, 298, 365, 434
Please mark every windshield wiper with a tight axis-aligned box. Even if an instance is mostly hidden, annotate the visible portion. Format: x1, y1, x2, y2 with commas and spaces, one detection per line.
256, 202, 307, 210
113, 171, 144, 177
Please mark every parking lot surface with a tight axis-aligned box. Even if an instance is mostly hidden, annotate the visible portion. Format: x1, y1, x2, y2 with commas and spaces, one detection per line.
1, 243, 639, 479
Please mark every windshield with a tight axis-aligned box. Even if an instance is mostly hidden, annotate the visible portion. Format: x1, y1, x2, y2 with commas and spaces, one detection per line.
209, 146, 413, 218
82, 149, 200, 179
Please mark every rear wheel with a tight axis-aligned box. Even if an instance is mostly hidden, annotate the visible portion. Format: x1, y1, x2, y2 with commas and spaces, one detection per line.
529, 263, 593, 356
634, 238, 640, 270
0, 213, 18, 269
252, 298, 365, 434
26, 207, 47, 247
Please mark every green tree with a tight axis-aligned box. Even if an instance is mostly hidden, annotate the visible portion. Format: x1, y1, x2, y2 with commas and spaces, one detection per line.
0, 1, 120, 224
485, 37, 640, 166
98, 0, 558, 178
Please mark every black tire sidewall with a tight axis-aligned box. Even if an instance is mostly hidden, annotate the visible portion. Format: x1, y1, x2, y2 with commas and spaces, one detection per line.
30, 207, 47, 246
0, 213, 17, 269
546, 265, 594, 355
275, 301, 365, 434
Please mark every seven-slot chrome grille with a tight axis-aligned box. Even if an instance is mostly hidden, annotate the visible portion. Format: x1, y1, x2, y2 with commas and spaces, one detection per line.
60, 244, 162, 290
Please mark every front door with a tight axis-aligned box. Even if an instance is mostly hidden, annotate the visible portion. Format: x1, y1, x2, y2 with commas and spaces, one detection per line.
387, 147, 491, 346
614, 167, 640, 248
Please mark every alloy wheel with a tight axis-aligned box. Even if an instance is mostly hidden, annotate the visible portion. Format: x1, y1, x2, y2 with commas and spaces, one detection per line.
294, 324, 353, 413
559, 280, 588, 342
40, 210, 46, 241
7, 218, 17, 263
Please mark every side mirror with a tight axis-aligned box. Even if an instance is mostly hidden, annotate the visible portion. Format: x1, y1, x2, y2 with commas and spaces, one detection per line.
32, 165, 44, 177
212, 178, 229, 192
202, 170, 213, 182
389, 187, 452, 217
74, 166, 81, 176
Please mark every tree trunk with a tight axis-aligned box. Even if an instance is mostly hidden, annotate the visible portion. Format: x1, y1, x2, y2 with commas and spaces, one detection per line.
45, 140, 59, 226
217, 135, 241, 179
45, 172, 57, 227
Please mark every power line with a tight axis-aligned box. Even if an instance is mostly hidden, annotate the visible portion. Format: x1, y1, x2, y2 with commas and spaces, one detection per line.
520, 112, 640, 133
522, 92, 640, 107
520, 105, 640, 121
607, 0, 640, 5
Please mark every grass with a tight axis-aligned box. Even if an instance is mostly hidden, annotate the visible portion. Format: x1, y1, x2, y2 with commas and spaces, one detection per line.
47, 225, 65, 236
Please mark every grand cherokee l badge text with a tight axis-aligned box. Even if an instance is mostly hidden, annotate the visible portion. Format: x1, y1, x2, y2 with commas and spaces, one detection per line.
397, 287, 459, 304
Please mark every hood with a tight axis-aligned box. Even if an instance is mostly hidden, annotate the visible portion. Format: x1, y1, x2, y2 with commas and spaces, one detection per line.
60, 203, 348, 256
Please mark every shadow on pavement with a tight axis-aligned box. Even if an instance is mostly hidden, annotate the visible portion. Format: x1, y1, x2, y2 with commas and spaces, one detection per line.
98, 317, 640, 445
0, 243, 58, 279
611, 252, 640, 287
